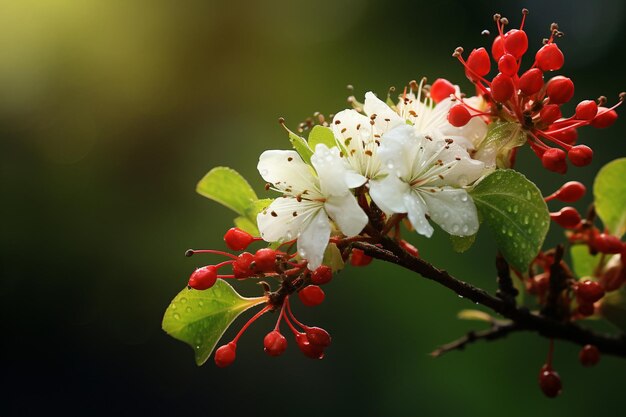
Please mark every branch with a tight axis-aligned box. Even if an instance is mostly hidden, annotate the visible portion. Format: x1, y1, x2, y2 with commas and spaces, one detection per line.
352, 239, 626, 358
431, 321, 518, 358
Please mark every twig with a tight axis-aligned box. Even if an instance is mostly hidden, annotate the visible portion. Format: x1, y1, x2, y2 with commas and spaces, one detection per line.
431, 321, 519, 357
495, 253, 518, 305
352, 240, 626, 358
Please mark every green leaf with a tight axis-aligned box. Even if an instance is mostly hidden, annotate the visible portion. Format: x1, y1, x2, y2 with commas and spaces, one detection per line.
450, 234, 476, 253
322, 243, 345, 272
570, 244, 600, 278
474, 121, 526, 169
600, 286, 626, 333
470, 170, 550, 272
457, 309, 494, 322
234, 216, 259, 236
162, 280, 266, 365
196, 167, 258, 216
285, 127, 313, 164
307, 125, 336, 150
235, 198, 274, 236
594, 158, 626, 237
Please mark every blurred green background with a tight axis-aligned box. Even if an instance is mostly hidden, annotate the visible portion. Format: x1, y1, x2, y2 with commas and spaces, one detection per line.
2, 0, 625, 415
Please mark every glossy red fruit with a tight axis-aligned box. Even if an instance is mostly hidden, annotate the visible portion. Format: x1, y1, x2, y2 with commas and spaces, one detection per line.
546, 76, 574, 104
351, 248, 373, 267
568, 145, 593, 167
430, 78, 456, 103
575, 100, 598, 121
224, 227, 255, 251
539, 365, 562, 398
540, 104, 562, 125
536, 43, 564, 71
188, 266, 218, 290
552, 181, 586, 203
296, 333, 324, 359
541, 148, 567, 174
233, 252, 255, 278
577, 302, 595, 317
491, 35, 504, 60
498, 53, 518, 77
519, 68, 544, 96
263, 330, 287, 357
466, 47, 491, 77
503, 29, 528, 58
550, 207, 581, 229
591, 107, 618, 128
594, 233, 623, 254
491, 73, 514, 103
254, 248, 277, 272
579, 344, 600, 367
448, 104, 471, 127
548, 127, 577, 145
576, 280, 605, 304
310, 265, 333, 285
298, 285, 325, 307
214, 342, 237, 367
305, 327, 331, 348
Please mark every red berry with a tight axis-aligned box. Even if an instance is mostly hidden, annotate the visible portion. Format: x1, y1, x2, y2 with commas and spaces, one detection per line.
399, 240, 420, 257
263, 330, 287, 357
539, 366, 562, 398
579, 344, 600, 367
576, 279, 605, 303
519, 68, 544, 96
298, 285, 325, 307
536, 43, 564, 71
305, 327, 331, 348
491, 73, 514, 103
491, 35, 504, 60
568, 145, 593, 167
591, 107, 618, 128
233, 252, 255, 278
546, 76, 574, 104
448, 104, 471, 127
552, 181, 586, 203
548, 127, 577, 145
540, 104, 562, 125
594, 233, 623, 254
224, 227, 255, 251
254, 248, 277, 272
430, 78, 456, 103
188, 266, 218, 290
503, 29, 528, 58
550, 207, 581, 229
577, 302, 595, 317
575, 100, 598, 121
466, 47, 491, 78
214, 342, 236, 368
310, 265, 333, 285
295, 333, 324, 359
497, 53, 518, 77
350, 248, 373, 267
541, 148, 567, 174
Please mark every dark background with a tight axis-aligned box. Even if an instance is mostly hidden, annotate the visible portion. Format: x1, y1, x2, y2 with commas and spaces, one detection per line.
2, 0, 625, 416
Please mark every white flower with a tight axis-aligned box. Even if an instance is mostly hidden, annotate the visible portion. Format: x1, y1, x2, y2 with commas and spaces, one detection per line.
397, 89, 487, 151
369, 124, 485, 237
257, 144, 368, 269
331, 92, 403, 181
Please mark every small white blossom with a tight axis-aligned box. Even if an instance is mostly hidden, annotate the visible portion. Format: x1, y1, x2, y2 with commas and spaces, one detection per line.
257, 144, 368, 269
370, 125, 485, 237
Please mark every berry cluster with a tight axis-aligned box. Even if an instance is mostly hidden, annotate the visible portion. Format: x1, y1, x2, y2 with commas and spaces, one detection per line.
186, 227, 377, 367
448, 9, 623, 173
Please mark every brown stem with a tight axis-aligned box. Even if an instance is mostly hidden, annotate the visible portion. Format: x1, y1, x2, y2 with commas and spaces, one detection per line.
352, 239, 626, 358
431, 321, 519, 357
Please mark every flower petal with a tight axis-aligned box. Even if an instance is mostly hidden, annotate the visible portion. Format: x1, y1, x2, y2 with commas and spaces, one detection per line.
258, 150, 319, 196
324, 193, 368, 237
331, 109, 372, 149
364, 92, 404, 133
311, 144, 364, 195
257, 197, 321, 242
377, 124, 419, 180
369, 174, 410, 214
435, 141, 487, 186
297, 209, 332, 270
420, 187, 479, 236
404, 192, 434, 237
